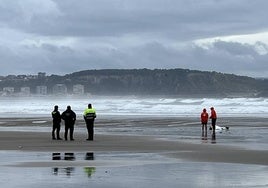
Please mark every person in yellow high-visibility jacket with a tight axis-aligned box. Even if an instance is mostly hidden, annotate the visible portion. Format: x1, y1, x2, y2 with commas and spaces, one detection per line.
83, 104, 96, 140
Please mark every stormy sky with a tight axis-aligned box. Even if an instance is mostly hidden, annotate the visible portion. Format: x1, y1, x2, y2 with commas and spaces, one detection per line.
1, 0, 268, 77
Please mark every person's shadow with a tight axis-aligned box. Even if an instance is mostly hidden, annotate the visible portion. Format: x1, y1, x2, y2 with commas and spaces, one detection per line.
201, 131, 208, 143
211, 132, 216, 144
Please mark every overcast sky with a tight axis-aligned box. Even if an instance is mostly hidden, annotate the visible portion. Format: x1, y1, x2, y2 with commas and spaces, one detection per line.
1, 0, 268, 77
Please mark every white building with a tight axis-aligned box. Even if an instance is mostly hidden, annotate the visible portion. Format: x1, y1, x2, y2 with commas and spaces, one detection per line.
3, 87, 14, 95
36, 86, 47, 95
20, 87, 31, 96
73, 84, 84, 95
53, 84, 67, 95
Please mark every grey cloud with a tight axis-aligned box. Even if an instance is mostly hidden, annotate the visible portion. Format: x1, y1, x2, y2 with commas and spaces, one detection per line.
0, 39, 268, 77
188, 41, 268, 76
1, 0, 268, 40
213, 41, 258, 56
1, 0, 268, 77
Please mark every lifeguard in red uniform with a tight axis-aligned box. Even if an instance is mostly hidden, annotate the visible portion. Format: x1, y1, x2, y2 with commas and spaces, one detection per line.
201, 108, 209, 132
210, 107, 217, 132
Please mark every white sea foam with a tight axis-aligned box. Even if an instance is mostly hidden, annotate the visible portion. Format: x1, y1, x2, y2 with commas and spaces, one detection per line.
0, 96, 268, 118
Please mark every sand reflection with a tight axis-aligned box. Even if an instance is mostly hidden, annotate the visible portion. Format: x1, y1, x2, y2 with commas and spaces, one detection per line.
51, 152, 95, 177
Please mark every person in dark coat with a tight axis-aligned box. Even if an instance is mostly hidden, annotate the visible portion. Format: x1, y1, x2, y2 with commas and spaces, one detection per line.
61, 106, 76, 141
51, 105, 62, 140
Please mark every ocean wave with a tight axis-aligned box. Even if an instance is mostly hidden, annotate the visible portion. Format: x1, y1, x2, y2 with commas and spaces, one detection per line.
0, 96, 268, 117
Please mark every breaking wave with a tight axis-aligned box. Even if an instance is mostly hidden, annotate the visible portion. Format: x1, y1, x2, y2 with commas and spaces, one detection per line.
0, 96, 268, 117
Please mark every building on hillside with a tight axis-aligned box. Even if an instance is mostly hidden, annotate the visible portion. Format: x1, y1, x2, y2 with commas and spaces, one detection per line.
3, 87, 15, 95
38, 72, 46, 78
36, 86, 47, 95
20, 87, 31, 96
53, 84, 67, 95
73, 84, 84, 95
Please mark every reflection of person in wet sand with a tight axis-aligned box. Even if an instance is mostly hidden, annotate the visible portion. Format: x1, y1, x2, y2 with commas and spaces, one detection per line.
52, 167, 75, 176
201, 130, 208, 142
211, 132, 216, 144
84, 167, 96, 177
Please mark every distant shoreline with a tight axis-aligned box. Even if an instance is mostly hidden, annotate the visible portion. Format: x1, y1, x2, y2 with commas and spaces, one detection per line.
0, 68, 266, 97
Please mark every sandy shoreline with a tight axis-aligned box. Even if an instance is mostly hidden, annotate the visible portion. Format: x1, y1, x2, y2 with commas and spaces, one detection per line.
0, 117, 268, 167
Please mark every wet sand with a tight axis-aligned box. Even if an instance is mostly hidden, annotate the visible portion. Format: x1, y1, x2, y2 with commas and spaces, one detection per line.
1, 117, 268, 166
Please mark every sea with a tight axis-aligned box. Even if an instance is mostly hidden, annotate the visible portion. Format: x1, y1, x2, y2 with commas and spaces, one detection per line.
0, 96, 268, 188
1, 96, 268, 118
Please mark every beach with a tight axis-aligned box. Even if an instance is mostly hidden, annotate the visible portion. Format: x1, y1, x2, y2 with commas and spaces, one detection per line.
0, 116, 268, 187
1, 124, 268, 166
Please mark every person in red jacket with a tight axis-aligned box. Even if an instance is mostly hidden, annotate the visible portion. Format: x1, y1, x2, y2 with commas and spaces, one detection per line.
200, 108, 209, 132
210, 107, 217, 132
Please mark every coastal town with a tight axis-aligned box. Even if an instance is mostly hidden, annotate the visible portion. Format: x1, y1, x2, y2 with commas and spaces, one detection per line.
0, 69, 267, 97
0, 72, 85, 97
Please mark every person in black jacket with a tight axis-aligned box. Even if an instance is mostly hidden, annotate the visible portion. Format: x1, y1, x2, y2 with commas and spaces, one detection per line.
51, 105, 62, 140
61, 106, 76, 141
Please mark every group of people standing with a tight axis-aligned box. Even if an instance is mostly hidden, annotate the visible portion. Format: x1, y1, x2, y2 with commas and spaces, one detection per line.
51, 104, 96, 141
52, 103, 217, 141
200, 107, 217, 133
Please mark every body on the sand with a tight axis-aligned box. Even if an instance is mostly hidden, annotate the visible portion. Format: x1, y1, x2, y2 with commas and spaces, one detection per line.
209, 125, 230, 131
